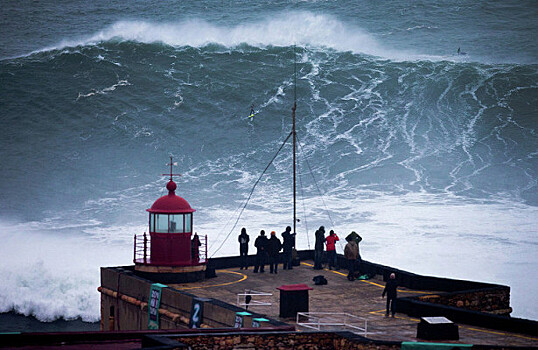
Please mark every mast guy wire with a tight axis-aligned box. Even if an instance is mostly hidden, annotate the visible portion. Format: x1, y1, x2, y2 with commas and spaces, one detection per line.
211, 131, 293, 257
296, 134, 335, 228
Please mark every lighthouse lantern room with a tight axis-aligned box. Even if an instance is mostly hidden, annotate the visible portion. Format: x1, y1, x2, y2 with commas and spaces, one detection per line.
134, 157, 206, 282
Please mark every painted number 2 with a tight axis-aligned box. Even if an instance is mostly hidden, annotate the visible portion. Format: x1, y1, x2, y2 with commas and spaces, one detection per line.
191, 303, 200, 328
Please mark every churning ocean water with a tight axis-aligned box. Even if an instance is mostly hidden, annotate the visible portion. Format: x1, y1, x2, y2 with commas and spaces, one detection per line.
0, 0, 537, 329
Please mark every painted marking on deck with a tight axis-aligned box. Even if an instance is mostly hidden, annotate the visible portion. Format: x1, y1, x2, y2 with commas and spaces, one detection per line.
511, 333, 538, 341
466, 327, 506, 336
173, 270, 247, 290
300, 262, 427, 294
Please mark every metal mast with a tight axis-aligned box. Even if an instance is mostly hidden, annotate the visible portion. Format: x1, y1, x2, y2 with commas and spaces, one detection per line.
292, 101, 297, 235
292, 44, 297, 236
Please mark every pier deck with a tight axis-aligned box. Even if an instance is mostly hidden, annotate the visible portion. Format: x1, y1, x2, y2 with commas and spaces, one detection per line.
169, 260, 537, 347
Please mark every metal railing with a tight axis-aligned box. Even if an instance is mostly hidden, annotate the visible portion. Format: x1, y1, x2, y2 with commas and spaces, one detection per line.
133, 232, 149, 264
133, 233, 207, 265
197, 234, 208, 264
236, 289, 273, 309
296, 312, 368, 336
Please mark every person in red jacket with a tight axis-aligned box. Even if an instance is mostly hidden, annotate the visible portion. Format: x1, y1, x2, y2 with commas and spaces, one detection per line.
325, 230, 339, 270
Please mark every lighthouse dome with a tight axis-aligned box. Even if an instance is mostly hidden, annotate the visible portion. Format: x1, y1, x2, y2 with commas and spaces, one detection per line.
147, 180, 196, 214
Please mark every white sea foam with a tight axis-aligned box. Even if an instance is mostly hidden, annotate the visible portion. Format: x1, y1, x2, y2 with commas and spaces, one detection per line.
0, 220, 132, 322
32, 11, 436, 61
76, 79, 131, 101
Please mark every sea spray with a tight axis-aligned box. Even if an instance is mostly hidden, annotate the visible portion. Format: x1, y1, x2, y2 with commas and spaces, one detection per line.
0, 221, 133, 322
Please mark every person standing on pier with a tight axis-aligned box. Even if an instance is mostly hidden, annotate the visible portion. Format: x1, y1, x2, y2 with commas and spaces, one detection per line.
191, 232, 201, 263
346, 231, 363, 273
382, 273, 398, 317
314, 226, 326, 270
325, 230, 339, 270
268, 231, 282, 274
344, 236, 359, 281
253, 230, 268, 273
281, 226, 296, 270
238, 228, 250, 270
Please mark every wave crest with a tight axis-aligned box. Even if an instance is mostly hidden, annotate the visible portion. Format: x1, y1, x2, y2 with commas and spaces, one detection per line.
41, 11, 406, 59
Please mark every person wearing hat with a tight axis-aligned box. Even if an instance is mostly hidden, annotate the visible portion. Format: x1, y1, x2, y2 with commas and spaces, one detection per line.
253, 230, 269, 273
267, 231, 282, 274
346, 231, 362, 246
346, 231, 363, 272
344, 236, 359, 281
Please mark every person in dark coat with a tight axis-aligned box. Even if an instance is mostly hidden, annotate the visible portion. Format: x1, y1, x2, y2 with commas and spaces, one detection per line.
382, 273, 398, 317
253, 230, 268, 273
281, 226, 296, 270
191, 232, 201, 263
238, 227, 250, 270
267, 231, 282, 274
314, 226, 326, 270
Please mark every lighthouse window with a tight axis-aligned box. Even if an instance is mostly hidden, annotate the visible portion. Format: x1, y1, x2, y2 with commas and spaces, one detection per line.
169, 214, 183, 233
152, 214, 191, 233
185, 214, 192, 233
155, 214, 169, 233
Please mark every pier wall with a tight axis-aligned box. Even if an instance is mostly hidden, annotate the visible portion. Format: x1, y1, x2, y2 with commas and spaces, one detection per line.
168, 331, 400, 350
354, 258, 514, 314
417, 289, 511, 314
99, 266, 288, 331
1, 329, 534, 349
333, 255, 537, 337
397, 297, 538, 336
352, 258, 506, 293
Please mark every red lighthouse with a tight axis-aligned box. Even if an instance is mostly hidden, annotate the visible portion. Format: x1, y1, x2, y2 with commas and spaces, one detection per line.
134, 157, 206, 282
